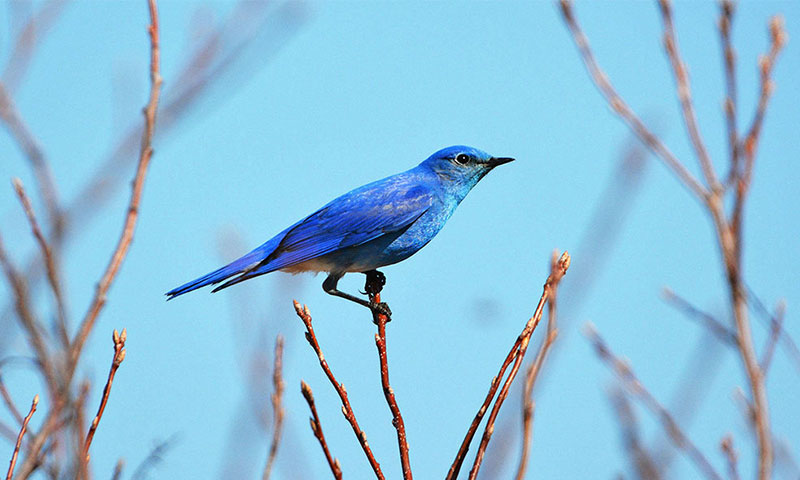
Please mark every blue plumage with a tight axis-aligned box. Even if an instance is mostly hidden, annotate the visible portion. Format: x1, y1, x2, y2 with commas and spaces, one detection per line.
166, 146, 513, 312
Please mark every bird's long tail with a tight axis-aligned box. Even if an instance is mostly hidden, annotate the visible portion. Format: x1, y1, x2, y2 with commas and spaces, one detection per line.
165, 247, 269, 300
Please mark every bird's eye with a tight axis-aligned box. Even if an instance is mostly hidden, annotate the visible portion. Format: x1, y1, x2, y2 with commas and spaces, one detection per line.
454, 153, 470, 165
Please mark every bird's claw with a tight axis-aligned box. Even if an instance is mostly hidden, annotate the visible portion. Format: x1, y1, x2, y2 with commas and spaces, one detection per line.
370, 301, 392, 322
364, 270, 386, 296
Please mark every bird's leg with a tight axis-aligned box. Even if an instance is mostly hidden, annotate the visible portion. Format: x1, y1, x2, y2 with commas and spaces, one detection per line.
322, 272, 392, 320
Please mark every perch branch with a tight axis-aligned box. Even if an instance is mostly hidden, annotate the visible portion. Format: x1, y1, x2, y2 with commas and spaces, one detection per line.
293, 301, 384, 479
369, 291, 412, 480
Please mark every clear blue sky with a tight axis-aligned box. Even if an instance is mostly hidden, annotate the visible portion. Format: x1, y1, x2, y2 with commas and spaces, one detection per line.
2, 1, 798, 479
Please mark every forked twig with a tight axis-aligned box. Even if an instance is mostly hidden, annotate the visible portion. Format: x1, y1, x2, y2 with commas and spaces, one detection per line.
293, 301, 385, 479
301, 381, 343, 480
5, 395, 38, 480
69, 0, 162, 370
261, 335, 285, 480
446, 252, 570, 480
586, 325, 723, 480
515, 250, 562, 480
558, 0, 707, 201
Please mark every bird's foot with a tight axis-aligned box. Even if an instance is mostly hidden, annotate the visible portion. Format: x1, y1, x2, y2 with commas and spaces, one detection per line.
370, 301, 392, 323
363, 270, 386, 296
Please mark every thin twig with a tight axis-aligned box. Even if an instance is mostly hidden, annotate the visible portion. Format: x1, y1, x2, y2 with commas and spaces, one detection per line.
661, 288, 736, 346
719, 0, 739, 187
467, 252, 570, 480
261, 335, 285, 480
0, 232, 58, 399
732, 15, 787, 245
760, 300, 786, 377
5, 395, 37, 480
514, 250, 562, 480
657, 0, 719, 190
300, 381, 343, 480
293, 301, 384, 479
12, 178, 69, 348
82, 329, 126, 469
610, 389, 662, 480
2, 0, 70, 93
558, 0, 707, 201
586, 325, 723, 480
69, 0, 162, 372
110, 459, 124, 480
720, 435, 740, 480
0, 83, 61, 235
369, 292, 412, 480
0, 377, 24, 427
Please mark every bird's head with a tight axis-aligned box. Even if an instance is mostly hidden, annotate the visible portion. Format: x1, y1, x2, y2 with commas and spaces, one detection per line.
421, 145, 514, 194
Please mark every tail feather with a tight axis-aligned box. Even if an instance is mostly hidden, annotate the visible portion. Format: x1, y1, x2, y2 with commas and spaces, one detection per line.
166, 247, 269, 300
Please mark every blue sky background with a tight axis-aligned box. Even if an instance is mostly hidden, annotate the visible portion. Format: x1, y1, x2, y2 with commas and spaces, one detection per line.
1, 1, 799, 479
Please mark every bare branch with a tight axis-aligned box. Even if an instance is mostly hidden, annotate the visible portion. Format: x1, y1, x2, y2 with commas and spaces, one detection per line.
293, 301, 385, 479
82, 329, 126, 470
12, 178, 68, 348
70, 0, 162, 370
5, 395, 38, 480
759, 300, 786, 377
558, 0, 707, 201
720, 435, 740, 480
261, 335, 285, 480
0, 376, 24, 428
586, 325, 723, 480
661, 288, 736, 346
369, 291, 412, 480
0, 232, 58, 399
300, 381, 343, 480
657, 0, 719, 190
719, 0, 739, 186
610, 389, 662, 480
515, 250, 562, 480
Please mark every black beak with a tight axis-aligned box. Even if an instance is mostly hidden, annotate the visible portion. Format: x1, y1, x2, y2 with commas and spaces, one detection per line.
487, 156, 515, 168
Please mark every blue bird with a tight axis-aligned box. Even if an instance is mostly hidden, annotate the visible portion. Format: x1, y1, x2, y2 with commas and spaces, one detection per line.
166, 146, 514, 316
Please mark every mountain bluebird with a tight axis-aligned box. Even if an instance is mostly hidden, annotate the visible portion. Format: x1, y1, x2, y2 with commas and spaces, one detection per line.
166, 145, 514, 317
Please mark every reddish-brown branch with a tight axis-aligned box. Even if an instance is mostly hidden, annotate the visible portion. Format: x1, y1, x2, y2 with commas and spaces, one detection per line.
300, 380, 343, 480
657, 0, 719, 190
70, 0, 162, 372
467, 252, 569, 480
586, 325, 723, 480
721, 435, 740, 480
515, 251, 562, 480
558, 0, 707, 201
82, 329, 126, 470
262, 335, 285, 480
293, 301, 385, 479
12, 178, 68, 348
733, 15, 786, 237
370, 292, 412, 480
5, 395, 37, 480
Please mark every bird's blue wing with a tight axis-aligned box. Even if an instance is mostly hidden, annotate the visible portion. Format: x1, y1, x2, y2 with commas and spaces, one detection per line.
257, 180, 434, 272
